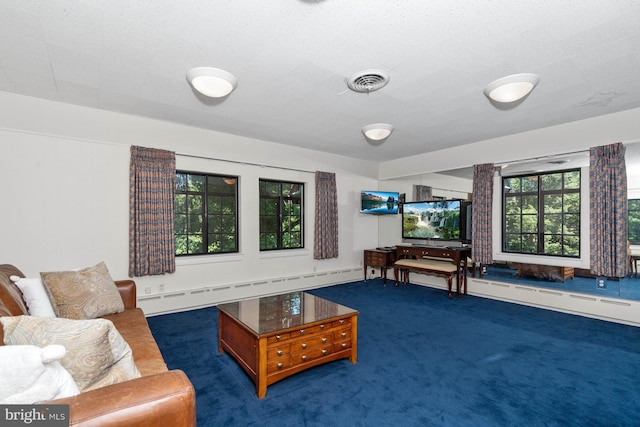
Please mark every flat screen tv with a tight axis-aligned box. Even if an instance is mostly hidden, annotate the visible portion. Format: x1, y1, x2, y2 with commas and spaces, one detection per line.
402, 199, 462, 241
360, 190, 399, 215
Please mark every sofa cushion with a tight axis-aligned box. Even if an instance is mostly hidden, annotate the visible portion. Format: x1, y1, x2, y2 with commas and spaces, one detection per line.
0, 344, 79, 404
102, 308, 168, 376
0, 316, 140, 392
9, 276, 56, 318
40, 262, 125, 320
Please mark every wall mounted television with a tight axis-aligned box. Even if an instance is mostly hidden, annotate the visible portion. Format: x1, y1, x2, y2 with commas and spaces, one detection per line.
402, 199, 463, 241
360, 190, 399, 215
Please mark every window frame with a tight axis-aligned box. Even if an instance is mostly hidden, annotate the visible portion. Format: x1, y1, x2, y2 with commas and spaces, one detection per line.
259, 179, 304, 251
174, 171, 239, 257
629, 198, 640, 245
502, 168, 581, 258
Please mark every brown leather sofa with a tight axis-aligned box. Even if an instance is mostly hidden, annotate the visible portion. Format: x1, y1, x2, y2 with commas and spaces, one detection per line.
0, 264, 196, 427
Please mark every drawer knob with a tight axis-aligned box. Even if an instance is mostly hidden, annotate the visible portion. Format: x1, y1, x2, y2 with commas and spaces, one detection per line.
322, 338, 327, 343
320, 324, 325, 329
277, 350, 283, 356
301, 355, 307, 361
341, 343, 347, 348
322, 349, 328, 355
341, 332, 347, 338
301, 343, 307, 349
339, 319, 345, 325
277, 362, 283, 369
300, 329, 305, 335
275, 335, 281, 341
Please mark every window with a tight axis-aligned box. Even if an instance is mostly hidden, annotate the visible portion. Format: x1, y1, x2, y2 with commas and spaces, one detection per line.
259, 179, 304, 250
503, 169, 580, 257
174, 172, 238, 256
629, 199, 640, 244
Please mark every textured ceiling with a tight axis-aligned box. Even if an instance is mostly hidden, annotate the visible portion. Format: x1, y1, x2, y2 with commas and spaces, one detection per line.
1, 1, 640, 163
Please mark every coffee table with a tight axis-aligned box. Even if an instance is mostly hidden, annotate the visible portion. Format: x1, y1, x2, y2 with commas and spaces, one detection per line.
217, 291, 359, 398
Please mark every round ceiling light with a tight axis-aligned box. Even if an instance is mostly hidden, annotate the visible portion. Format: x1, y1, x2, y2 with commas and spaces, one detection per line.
186, 67, 238, 98
362, 123, 394, 141
484, 73, 539, 103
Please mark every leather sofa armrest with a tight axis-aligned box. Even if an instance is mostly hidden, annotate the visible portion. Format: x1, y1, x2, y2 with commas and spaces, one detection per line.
49, 370, 196, 427
115, 279, 137, 309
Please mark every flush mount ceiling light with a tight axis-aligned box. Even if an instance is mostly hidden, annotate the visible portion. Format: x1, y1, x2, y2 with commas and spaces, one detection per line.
362, 123, 394, 141
186, 67, 237, 98
484, 73, 539, 103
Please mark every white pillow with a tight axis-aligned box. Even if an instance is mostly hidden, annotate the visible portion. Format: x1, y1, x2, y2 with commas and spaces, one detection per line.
9, 275, 56, 318
0, 344, 80, 404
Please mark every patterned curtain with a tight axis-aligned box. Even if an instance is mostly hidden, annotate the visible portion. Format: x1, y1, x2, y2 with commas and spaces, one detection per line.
314, 171, 338, 259
590, 143, 628, 277
472, 163, 494, 265
129, 146, 176, 277
413, 185, 432, 201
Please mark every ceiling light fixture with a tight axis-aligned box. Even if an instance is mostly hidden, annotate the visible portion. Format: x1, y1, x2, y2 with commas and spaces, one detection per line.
186, 67, 238, 98
484, 73, 539, 103
362, 123, 394, 141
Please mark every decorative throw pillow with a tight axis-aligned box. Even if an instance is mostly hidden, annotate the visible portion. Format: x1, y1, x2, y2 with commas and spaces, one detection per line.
9, 276, 56, 318
0, 316, 141, 392
0, 344, 79, 404
40, 262, 124, 319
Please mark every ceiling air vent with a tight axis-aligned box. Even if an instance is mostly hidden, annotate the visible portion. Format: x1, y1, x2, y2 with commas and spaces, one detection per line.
347, 69, 390, 93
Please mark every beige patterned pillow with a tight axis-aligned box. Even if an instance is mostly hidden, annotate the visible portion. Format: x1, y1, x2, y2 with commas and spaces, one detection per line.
41, 262, 125, 319
0, 316, 141, 392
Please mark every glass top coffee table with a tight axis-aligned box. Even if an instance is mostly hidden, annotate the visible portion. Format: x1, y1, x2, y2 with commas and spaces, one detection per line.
217, 291, 359, 398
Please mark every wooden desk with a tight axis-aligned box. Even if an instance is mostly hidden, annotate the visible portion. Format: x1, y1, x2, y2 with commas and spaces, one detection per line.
394, 245, 471, 297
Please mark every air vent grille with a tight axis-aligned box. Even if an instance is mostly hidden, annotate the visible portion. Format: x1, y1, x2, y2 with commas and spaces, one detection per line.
347, 69, 390, 93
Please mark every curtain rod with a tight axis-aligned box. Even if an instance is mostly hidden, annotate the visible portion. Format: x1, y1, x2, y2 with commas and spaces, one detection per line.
175, 152, 315, 174
493, 149, 589, 168
494, 140, 640, 168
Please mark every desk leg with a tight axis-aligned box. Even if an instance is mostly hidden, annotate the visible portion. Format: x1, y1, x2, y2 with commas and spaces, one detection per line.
393, 266, 400, 287
462, 258, 468, 296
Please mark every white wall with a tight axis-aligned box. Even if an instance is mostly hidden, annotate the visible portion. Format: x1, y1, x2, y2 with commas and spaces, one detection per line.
378, 107, 640, 180
0, 92, 379, 314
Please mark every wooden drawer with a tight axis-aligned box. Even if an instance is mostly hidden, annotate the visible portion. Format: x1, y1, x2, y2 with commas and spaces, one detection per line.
267, 345, 290, 359
267, 332, 291, 345
334, 329, 351, 341
290, 323, 330, 338
291, 345, 334, 365
332, 318, 350, 328
290, 335, 332, 352
267, 357, 290, 373
334, 340, 351, 351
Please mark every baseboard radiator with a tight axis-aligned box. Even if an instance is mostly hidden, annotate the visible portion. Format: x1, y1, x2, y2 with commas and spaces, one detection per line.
138, 267, 362, 316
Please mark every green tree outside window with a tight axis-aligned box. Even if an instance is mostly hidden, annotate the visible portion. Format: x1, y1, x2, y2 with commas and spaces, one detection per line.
503, 169, 580, 257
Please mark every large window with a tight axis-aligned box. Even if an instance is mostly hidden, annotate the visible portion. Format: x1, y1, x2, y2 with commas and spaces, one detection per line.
503, 169, 580, 257
259, 179, 304, 250
629, 199, 640, 244
174, 172, 238, 256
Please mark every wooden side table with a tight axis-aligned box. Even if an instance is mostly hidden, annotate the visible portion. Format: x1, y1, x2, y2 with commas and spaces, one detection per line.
364, 249, 396, 284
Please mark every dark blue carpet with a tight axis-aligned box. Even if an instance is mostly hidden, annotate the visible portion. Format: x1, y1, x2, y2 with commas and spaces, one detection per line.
147, 280, 640, 426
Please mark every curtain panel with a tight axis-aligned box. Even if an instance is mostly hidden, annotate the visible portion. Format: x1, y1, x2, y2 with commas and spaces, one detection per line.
589, 143, 628, 277
129, 146, 176, 277
413, 185, 432, 201
314, 171, 339, 259
472, 163, 494, 265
